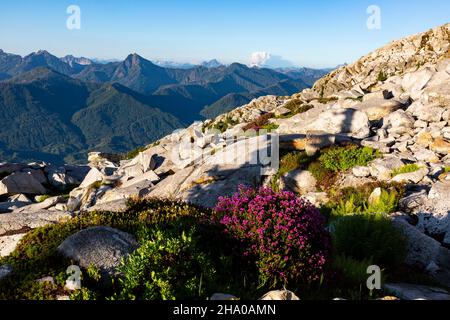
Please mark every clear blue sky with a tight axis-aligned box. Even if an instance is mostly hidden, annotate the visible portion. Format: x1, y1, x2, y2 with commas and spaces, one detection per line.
0, 0, 448, 68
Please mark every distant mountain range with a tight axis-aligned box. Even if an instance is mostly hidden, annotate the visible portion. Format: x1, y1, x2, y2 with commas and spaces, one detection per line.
0, 49, 332, 163
153, 59, 223, 69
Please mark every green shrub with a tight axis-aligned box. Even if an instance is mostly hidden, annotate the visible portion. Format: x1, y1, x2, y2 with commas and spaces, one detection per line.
125, 146, 147, 160
278, 100, 314, 118
283, 99, 303, 112
112, 226, 247, 300
364, 189, 398, 214
36, 195, 52, 203
330, 189, 398, 219
211, 116, 238, 133
324, 183, 404, 222
444, 166, 450, 173
273, 145, 380, 193
307, 161, 336, 191
278, 152, 312, 175
345, 97, 363, 102
392, 164, 420, 177
329, 183, 404, 209
332, 213, 407, 269
318, 145, 380, 173
331, 195, 363, 218
377, 71, 388, 82
261, 123, 279, 131
318, 97, 338, 104
332, 254, 375, 287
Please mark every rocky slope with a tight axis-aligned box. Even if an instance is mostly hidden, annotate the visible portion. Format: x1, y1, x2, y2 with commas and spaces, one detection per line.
1, 23, 450, 299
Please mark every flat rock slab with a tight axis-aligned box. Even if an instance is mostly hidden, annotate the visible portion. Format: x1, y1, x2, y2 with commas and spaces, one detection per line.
96, 180, 154, 205
0, 233, 25, 257
384, 283, 450, 300
87, 199, 128, 213
277, 107, 370, 139
57, 226, 139, 275
0, 210, 72, 236
15, 196, 65, 213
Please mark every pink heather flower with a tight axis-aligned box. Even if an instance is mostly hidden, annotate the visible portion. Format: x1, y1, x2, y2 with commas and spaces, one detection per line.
213, 185, 331, 285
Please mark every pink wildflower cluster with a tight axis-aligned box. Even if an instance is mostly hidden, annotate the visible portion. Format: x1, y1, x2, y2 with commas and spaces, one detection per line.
215, 185, 331, 285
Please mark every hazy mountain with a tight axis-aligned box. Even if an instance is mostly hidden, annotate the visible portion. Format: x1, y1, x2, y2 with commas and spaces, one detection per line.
201, 59, 223, 68
153, 60, 197, 69
60, 55, 93, 67
152, 59, 222, 69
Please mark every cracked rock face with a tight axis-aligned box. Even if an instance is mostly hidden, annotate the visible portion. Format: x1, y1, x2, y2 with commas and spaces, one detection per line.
0, 210, 72, 236
57, 226, 139, 275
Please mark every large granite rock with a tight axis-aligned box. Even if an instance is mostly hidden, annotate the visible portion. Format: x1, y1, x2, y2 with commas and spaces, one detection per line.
282, 170, 317, 194
369, 156, 405, 181
407, 101, 444, 123
95, 179, 154, 205
0, 163, 26, 175
119, 151, 156, 179
356, 98, 403, 121
415, 181, 450, 240
57, 226, 139, 275
0, 172, 46, 196
401, 67, 434, 100
391, 167, 428, 184
278, 107, 370, 139
392, 216, 450, 286
79, 168, 104, 188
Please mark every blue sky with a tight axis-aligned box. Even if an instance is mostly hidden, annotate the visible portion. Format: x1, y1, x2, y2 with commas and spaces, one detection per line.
0, 0, 449, 68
